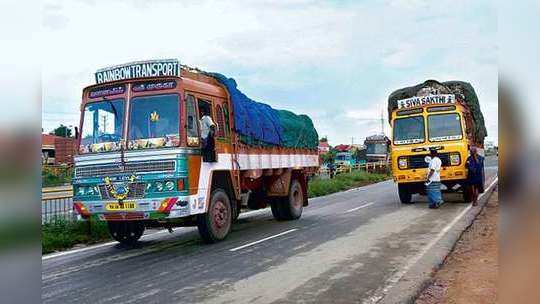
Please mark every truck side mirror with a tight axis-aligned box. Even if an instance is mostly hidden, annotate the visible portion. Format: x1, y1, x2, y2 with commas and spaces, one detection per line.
74, 126, 80, 140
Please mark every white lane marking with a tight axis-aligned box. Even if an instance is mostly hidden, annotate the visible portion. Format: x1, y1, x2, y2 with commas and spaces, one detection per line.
364, 176, 498, 304
229, 229, 299, 252
344, 202, 375, 213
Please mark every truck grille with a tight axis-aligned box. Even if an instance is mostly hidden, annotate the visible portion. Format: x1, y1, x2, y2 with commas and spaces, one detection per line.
98, 182, 146, 199
408, 153, 450, 169
75, 160, 175, 178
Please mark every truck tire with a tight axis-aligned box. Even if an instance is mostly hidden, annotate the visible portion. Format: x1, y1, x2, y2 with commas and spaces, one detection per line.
107, 221, 145, 245
276, 179, 304, 220
398, 184, 413, 204
197, 189, 232, 243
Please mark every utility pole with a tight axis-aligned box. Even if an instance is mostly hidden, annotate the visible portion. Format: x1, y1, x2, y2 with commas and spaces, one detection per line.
380, 109, 385, 135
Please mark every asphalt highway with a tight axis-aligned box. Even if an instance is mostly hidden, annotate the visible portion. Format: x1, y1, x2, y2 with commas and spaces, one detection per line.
42, 158, 498, 304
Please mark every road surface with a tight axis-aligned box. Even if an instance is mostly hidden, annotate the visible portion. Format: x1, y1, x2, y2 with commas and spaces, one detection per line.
42, 159, 498, 303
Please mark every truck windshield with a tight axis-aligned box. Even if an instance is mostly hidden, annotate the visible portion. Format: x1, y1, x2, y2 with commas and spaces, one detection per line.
428, 113, 462, 142
128, 94, 180, 150
80, 99, 125, 153
393, 116, 425, 145
367, 143, 387, 154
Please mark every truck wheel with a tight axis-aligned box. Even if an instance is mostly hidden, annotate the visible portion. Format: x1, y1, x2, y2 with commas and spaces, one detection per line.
108, 221, 145, 245
197, 189, 232, 243
398, 184, 413, 204
281, 179, 304, 220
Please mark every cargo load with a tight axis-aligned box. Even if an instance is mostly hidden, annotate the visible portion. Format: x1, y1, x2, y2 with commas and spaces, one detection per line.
210, 73, 319, 149
387, 80, 487, 143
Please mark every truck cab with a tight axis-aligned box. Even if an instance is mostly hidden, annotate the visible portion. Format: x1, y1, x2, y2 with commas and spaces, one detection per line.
389, 82, 484, 204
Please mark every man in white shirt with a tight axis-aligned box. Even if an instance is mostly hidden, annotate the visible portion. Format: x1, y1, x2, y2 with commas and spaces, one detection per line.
426, 148, 443, 209
200, 113, 216, 140
199, 107, 217, 162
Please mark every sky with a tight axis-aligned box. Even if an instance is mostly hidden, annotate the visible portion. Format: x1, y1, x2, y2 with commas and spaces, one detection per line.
42, 0, 498, 146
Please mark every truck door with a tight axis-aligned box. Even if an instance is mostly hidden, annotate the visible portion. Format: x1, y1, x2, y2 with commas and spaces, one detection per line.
185, 94, 200, 147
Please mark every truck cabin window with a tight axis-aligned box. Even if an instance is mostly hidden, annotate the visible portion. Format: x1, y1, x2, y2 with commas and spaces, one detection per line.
128, 94, 180, 149
393, 116, 425, 145
80, 99, 125, 153
428, 113, 463, 142
186, 94, 199, 146
367, 143, 387, 154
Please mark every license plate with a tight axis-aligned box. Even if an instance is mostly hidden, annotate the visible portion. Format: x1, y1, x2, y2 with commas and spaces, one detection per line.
106, 202, 136, 211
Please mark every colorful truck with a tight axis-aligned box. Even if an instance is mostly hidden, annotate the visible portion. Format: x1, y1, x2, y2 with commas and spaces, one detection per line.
364, 134, 390, 163
72, 59, 319, 244
387, 80, 487, 204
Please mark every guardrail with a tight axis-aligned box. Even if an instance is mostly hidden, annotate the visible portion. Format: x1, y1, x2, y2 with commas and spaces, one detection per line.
318, 161, 390, 177
42, 186, 75, 224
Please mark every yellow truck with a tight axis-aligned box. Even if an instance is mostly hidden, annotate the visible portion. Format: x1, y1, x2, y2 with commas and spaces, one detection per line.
387, 80, 487, 204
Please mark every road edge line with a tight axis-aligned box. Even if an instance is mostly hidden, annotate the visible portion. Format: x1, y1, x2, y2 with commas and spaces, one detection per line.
371, 176, 498, 304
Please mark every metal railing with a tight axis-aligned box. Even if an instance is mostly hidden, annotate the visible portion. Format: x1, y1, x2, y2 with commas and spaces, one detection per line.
318, 161, 390, 177
42, 186, 75, 224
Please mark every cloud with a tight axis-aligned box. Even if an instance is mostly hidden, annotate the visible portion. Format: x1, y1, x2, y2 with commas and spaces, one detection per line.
41, 0, 497, 144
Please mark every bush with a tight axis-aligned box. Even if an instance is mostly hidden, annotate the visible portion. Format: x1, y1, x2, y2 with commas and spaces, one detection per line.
42, 166, 72, 187
308, 170, 389, 198
42, 220, 111, 254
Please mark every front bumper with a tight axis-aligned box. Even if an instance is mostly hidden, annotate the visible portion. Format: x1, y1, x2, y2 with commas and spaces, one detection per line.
393, 167, 467, 183
74, 195, 206, 221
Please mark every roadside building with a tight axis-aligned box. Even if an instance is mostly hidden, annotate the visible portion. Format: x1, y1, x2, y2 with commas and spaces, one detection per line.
318, 140, 330, 155
42, 134, 77, 165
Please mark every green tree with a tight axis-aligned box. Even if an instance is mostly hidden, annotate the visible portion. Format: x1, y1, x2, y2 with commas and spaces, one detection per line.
50, 124, 73, 138
321, 149, 336, 164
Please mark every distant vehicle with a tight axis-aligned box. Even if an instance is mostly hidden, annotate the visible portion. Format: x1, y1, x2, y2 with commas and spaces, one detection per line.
388, 80, 487, 204
333, 144, 366, 167
364, 134, 390, 163
72, 59, 319, 244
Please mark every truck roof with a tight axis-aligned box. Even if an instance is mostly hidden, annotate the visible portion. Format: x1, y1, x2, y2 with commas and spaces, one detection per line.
387, 80, 487, 143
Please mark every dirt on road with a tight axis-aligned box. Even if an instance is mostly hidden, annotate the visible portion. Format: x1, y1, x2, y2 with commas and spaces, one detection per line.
416, 187, 498, 304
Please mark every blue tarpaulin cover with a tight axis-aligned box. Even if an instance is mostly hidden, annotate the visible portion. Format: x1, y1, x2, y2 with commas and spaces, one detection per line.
210, 73, 318, 149
210, 73, 283, 145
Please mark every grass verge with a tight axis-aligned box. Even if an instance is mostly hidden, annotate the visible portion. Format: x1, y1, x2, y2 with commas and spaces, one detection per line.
42, 220, 111, 254
308, 170, 390, 198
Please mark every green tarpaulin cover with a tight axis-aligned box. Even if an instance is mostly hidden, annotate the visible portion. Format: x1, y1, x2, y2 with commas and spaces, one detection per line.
388, 80, 487, 143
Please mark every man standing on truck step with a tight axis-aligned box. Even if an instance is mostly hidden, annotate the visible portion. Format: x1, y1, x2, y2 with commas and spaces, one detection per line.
200, 106, 217, 162
425, 148, 443, 209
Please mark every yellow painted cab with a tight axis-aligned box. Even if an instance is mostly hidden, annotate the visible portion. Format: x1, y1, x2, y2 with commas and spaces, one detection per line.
388, 80, 487, 204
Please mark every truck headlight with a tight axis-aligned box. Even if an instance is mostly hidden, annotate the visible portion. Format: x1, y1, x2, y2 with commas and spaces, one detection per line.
76, 186, 86, 196
398, 157, 408, 169
450, 153, 461, 165
165, 180, 175, 191
155, 182, 164, 192
75, 185, 98, 196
